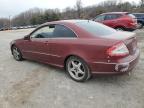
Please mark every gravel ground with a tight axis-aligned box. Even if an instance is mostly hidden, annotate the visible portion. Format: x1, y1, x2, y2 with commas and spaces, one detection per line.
0, 28, 144, 108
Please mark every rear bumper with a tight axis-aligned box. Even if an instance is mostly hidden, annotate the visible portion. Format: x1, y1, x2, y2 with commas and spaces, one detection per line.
125, 23, 137, 31
90, 49, 140, 75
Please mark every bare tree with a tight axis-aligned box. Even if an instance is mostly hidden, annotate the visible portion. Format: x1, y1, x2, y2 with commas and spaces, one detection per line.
0, 18, 9, 29
1, 0, 144, 28
75, 0, 83, 18
140, 0, 144, 7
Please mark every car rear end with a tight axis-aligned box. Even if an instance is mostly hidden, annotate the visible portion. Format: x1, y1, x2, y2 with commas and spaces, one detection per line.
74, 20, 139, 75
122, 13, 137, 31
107, 32, 139, 72
90, 32, 140, 74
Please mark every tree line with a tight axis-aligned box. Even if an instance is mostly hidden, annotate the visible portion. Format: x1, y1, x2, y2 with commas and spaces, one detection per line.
0, 0, 144, 28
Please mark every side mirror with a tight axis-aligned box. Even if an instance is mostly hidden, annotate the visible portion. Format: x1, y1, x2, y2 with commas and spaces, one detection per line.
24, 35, 30, 40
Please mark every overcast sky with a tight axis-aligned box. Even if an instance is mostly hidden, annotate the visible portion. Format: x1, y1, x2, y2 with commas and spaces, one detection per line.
0, 0, 139, 18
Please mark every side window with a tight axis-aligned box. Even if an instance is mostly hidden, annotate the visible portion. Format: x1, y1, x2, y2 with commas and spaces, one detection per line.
30, 25, 55, 38
133, 14, 139, 17
94, 15, 105, 21
135, 14, 144, 18
105, 14, 121, 20
53, 25, 77, 38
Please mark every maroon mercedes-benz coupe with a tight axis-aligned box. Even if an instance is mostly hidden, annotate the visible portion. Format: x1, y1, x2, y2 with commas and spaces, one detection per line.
10, 20, 140, 82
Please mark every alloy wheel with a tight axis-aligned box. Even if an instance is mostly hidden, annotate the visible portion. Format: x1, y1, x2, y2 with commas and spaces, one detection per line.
12, 46, 22, 60
67, 59, 86, 80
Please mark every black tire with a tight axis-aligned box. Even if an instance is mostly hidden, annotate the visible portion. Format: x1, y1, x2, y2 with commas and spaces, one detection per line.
137, 22, 143, 29
11, 45, 23, 61
115, 27, 125, 31
65, 56, 91, 82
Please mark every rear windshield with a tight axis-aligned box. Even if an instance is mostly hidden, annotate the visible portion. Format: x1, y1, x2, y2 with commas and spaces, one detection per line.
76, 21, 116, 36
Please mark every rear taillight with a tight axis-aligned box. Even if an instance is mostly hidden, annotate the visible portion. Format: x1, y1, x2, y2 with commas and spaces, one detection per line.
107, 42, 129, 57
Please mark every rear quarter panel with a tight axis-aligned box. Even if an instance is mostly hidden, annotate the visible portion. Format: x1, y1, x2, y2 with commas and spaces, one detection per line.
113, 17, 129, 28
48, 38, 118, 67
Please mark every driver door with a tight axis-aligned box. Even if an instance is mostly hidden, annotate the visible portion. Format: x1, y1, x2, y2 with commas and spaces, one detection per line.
22, 25, 55, 63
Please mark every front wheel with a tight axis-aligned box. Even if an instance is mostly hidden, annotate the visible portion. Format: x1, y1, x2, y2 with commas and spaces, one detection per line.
12, 46, 23, 61
66, 56, 91, 82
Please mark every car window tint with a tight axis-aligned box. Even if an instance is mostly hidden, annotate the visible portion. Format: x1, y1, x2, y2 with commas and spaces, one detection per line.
76, 20, 116, 36
105, 14, 121, 20
134, 14, 144, 17
133, 14, 140, 17
31, 25, 55, 38
94, 15, 105, 21
53, 25, 76, 38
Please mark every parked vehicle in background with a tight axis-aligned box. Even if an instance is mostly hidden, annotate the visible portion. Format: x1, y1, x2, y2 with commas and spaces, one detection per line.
10, 20, 140, 82
0, 27, 9, 31
93, 12, 137, 31
11, 27, 18, 30
0, 25, 38, 31
0, 28, 4, 31
133, 13, 144, 29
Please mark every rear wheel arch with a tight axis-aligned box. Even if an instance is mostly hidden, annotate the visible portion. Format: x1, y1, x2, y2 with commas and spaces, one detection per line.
64, 55, 90, 70
64, 55, 91, 81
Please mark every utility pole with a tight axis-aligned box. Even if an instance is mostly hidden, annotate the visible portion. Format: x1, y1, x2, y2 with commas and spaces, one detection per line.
9, 15, 11, 30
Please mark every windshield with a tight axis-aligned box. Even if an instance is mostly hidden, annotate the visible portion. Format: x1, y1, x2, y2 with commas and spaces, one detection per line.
76, 20, 116, 36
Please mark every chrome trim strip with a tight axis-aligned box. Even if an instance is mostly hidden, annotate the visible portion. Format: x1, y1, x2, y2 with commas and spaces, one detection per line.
92, 71, 128, 74
93, 61, 117, 64
50, 37, 77, 39
23, 50, 61, 58
93, 56, 138, 65
46, 62, 64, 68
93, 49, 139, 65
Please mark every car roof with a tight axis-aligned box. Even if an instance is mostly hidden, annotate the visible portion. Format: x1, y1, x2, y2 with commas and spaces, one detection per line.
133, 13, 144, 15
42, 19, 89, 25
102, 12, 128, 15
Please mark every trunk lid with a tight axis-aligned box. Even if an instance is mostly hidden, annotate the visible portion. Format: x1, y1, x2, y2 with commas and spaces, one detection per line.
103, 31, 137, 55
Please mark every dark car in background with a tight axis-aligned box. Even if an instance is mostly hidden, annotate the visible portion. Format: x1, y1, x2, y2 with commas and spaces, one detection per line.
133, 13, 144, 29
93, 12, 137, 31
